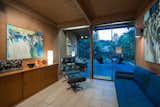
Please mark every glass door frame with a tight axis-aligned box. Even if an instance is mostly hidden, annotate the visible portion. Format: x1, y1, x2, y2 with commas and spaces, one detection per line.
88, 22, 135, 80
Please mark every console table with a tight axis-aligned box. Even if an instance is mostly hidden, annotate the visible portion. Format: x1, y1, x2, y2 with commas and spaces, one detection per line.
0, 64, 58, 107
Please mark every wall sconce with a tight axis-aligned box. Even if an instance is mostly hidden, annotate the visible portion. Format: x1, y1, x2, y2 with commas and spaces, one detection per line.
136, 28, 143, 38
47, 50, 54, 65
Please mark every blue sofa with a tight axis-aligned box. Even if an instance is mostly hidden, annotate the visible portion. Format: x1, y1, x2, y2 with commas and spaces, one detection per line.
115, 66, 160, 107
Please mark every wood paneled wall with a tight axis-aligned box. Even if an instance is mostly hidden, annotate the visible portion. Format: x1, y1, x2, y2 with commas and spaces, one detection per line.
0, 2, 59, 65
136, 0, 160, 74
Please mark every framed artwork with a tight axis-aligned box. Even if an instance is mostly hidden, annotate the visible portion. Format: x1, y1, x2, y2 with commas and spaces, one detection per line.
7, 24, 43, 59
143, 0, 160, 64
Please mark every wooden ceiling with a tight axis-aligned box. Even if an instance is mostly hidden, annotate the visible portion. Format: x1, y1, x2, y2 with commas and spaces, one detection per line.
4, 0, 150, 28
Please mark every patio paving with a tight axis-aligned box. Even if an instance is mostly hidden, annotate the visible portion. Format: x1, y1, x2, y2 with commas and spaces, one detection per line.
83, 60, 135, 80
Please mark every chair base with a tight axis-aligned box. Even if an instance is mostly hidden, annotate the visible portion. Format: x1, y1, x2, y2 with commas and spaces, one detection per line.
67, 83, 83, 92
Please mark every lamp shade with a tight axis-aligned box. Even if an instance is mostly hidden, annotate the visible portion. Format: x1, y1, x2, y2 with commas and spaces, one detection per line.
47, 50, 53, 65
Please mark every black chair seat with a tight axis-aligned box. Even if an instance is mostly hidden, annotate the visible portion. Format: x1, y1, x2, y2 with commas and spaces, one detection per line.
68, 73, 86, 84
61, 57, 87, 91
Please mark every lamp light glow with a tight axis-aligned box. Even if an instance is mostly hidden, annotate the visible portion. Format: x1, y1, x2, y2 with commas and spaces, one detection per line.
72, 51, 75, 57
116, 47, 122, 54
47, 50, 53, 65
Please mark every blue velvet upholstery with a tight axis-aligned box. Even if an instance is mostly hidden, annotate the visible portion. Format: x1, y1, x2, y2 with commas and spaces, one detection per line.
115, 66, 159, 107
134, 66, 155, 92
115, 79, 154, 107
146, 75, 160, 107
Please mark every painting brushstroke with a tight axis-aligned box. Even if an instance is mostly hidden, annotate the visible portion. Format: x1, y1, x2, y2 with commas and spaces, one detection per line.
7, 24, 43, 59
143, 0, 160, 64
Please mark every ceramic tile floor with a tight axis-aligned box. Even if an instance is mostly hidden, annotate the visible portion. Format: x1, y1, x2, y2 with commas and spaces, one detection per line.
15, 79, 118, 107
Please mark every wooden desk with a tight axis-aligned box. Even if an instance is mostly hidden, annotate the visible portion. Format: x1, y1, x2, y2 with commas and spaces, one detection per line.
0, 64, 58, 107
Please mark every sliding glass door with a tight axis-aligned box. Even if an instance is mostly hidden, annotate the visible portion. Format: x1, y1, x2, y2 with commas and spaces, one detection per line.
63, 22, 135, 80
93, 25, 135, 80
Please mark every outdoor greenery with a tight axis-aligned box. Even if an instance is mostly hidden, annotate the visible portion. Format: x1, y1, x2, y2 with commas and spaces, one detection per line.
77, 27, 135, 63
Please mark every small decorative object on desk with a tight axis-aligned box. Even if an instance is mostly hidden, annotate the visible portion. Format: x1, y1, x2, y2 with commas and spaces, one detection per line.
36, 59, 41, 66
42, 59, 47, 65
0, 59, 23, 72
27, 63, 35, 68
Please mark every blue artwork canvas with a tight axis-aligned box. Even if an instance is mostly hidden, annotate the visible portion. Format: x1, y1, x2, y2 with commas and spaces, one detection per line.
7, 24, 43, 59
143, 0, 160, 63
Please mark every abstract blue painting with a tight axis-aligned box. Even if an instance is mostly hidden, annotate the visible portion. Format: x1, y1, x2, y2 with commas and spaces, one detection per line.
7, 24, 43, 59
144, 0, 160, 63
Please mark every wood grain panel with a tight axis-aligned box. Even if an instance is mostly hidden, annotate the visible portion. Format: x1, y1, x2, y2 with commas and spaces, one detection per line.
0, 74, 23, 107
0, 65, 58, 107
23, 64, 58, 99
89, 26, 93, 79
23, 69, 45, 99
12, 0, 147, 27
44, 65, 58, 86
0, 3, 6, 60
14, 0, 84, 24
0, 78, 5, 107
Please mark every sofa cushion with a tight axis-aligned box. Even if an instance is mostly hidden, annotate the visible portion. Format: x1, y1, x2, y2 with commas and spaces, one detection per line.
134, 66, 154, 92
115, 79, 154, 107
146, 75, 160, 107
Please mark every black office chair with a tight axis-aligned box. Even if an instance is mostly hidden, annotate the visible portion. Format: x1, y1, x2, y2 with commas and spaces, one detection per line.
61, 57, 87, 91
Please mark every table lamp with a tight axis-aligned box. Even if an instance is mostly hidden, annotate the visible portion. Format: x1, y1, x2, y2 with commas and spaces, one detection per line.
47, 50, 53, 65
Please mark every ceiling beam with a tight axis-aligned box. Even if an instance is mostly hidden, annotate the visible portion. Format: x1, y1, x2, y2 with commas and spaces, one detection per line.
92, 11, 136, 25
58, 11, 137, 28
57, 18, 87, 28
136, 0, 156, 19
72, 0, 92, 25
3, 0, 57, 28
135, 0, 156, 28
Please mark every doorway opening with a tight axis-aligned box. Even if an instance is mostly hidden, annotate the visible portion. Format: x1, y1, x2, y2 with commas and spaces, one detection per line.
60, 21, 136, 80
93, 22, 136, 80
